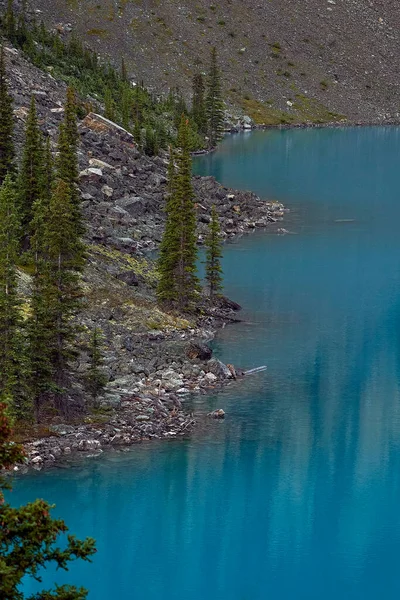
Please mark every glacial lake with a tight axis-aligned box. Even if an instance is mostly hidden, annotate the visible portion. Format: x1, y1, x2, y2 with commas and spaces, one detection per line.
11, 127, 400, 599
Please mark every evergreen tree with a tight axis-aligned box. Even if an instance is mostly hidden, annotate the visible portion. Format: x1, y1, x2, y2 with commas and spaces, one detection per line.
157, 118, 199, 310
0, 45, 15, 184
173, 88, 188, 130
121, 56, 128, 82
0, 176, 25, 414
133, 118, 142, 148
86, 327, 107, 406
205, 204, 223, 300
205, 47, 225, 148
41, 178, 85, 416
104, 87, 116, 122
192, 73, 207, 136
57, 88, 80, 217
30, 135, 53, 258
3, 0, 16, 42
0, 402, 96, 600
28, 259, 56, 420
18, 95, 44, 246
120, 83, 131, 130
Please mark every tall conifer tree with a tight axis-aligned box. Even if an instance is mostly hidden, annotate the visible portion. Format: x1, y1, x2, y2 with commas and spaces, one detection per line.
57, 87, 80, 222
0, 45, 14, 184
205, 47, 225, 148
121, 56, 128, 82
0, 176, 28, 417
40, 179, 85, 416
29, 113, 84, 419
205, 204, 223, 300
4, 0, 16, 42
157, 118, 199, 310
192, 73, 207, 136
18, 95, 44, 245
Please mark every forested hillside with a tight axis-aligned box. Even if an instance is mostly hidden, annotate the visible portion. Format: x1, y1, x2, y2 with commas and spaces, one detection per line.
14, 0, 400, 124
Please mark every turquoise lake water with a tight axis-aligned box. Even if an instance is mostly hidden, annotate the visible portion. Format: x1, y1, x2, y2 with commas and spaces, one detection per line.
10, 127, 400, 599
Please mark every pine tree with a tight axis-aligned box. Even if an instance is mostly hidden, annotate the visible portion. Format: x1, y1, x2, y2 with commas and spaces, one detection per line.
18, 95, 44, 246
86, 327, 107, 406
157, 118, 199, 310
0, 176, 29, 418
28, 259, 56, 419
121, 56, 128, 82
0, 403, 96, 600
30, 135, 53, 258
205, 204, 223, 300
0, 175, 20, 403
173, 88, 188, 130
192, 73, 207, 136
41, 179, 85, 416
28, 138, 54, 419
104, 87, 116, 122
120, 83, 131, 130
205, 47, 225, 148
0, 45, 15, 184
57, 88, 80, 220
3, 0, 16, 42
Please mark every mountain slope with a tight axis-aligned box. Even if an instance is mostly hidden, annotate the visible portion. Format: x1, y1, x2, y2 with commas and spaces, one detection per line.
21, 0, 400, 124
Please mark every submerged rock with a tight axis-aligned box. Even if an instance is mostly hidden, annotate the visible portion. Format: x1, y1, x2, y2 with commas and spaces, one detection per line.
208, 409, 226, 419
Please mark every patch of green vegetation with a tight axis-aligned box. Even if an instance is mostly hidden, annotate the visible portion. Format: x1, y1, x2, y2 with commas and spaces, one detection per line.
320, 80, 329, 90
292, 94, 345, 123
238, 95, 346, 125
86, 28, 108, 37
239, 97, 296, 125
90, 245, 159, 287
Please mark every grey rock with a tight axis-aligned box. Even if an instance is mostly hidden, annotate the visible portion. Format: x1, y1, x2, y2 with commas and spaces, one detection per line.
207, 359, 233, 380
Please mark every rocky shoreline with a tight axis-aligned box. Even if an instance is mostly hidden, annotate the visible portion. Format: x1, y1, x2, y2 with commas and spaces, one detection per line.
18, 318, 249, 471
3, 47, 288, 473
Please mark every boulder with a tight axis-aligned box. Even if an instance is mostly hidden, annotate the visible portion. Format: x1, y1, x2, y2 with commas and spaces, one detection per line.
89, 158, 115, 170
204, 372, 218, 383
186, 342, 213, 361
116, 271, 139, 286
207, 359, 233, 380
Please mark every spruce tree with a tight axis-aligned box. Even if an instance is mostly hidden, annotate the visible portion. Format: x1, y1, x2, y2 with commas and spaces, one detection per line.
121, 83, 131, 130
157, 118, 199, 310
57, 88, 80, 222
0, 403, 96, 600
192, 73, 207, 136
0, 45, 15, 184
0, 176, 20, 402
30, 135, 53, 258
42, 178, 85, 416
121, 56, 128, 82
104, 87, 116, 122
18, 95, 44, 246
205, 47, 225, 148
3, 0, 16, 42
86, 327, 107, 406
28, 259, 56, 419
0, 176, 29, 418
205, 204, 223, 300
28, 138, 54, 419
